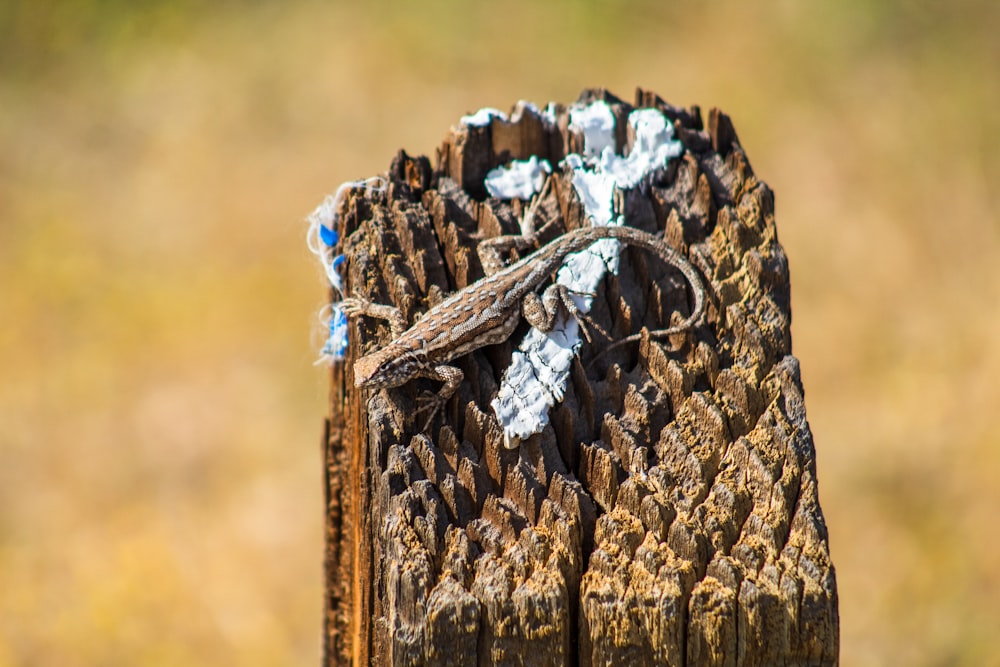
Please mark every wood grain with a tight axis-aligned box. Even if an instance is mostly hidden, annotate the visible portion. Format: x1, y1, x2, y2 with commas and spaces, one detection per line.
323, 88, 838, 666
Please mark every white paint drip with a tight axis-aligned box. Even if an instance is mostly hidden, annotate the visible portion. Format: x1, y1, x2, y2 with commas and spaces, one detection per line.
491, 103, 685, 447
484, 156, 552, 200
568, 165, 617, 228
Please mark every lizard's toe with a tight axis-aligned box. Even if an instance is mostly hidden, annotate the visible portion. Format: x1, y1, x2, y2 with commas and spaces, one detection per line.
415, 392, 445, 431
339, 297, 364, 315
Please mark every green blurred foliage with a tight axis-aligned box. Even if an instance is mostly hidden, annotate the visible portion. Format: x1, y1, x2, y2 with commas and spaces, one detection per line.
1, 0, 196, 73
1, 1, 998, 665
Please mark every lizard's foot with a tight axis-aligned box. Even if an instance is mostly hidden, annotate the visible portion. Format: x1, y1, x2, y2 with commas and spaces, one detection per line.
339, 296, 368, 317
415, 391, 446, 431
524, 285, 610, 343
560, 288, 610, 343
559, 288, 609, 343
339, 294, 408, 337
571, 309, 611, 344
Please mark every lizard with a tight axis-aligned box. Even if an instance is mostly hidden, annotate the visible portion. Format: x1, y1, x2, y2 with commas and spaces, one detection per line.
340, 179, 707, 427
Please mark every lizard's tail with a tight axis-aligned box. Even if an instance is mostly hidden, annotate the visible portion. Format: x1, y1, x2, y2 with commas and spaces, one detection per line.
589, 226, 708, 365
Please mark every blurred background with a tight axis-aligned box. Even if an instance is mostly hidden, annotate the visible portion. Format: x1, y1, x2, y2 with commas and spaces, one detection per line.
1, 0, 998, 664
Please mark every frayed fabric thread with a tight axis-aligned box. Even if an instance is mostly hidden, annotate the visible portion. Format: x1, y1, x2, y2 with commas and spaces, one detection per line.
307, 176, 386, 297
314, 303, 350, 365
308, 176, 386, 363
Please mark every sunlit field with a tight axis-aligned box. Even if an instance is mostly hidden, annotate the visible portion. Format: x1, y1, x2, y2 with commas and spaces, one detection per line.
1, 1, 998, 664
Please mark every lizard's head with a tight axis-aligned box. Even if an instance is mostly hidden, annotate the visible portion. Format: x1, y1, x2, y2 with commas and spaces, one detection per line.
353, 344, 421, 390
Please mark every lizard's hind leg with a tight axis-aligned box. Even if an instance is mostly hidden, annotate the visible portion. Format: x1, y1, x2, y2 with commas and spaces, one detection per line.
477, 234, 538, 275
413, 364, 464, 431
522, 284, 610, 343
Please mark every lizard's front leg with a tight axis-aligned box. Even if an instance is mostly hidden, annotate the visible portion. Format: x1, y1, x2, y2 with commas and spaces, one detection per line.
414, 364, 464, 429
340, 296, 408, 338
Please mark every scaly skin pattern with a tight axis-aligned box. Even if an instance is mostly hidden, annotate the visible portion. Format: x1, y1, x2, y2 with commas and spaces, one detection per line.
343, 224, 706, 419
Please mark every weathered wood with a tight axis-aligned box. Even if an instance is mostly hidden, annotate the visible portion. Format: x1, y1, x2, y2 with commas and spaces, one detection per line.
323, 88, 839, 666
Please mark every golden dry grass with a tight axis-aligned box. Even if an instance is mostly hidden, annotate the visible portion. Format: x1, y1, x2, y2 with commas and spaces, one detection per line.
1, 1, 998, 664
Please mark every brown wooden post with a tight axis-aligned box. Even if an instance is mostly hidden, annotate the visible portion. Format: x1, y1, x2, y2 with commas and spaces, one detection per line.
321, 88, 839, 666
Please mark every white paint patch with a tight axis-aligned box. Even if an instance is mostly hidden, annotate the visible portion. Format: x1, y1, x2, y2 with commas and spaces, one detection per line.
513, 100, 542, 121
600, 108, 684, 188
541, 102, 559, 128
491, 103, 685, 447
484, 156, 552, 200
569, 101, 616, 158
491, 318, 582, 441
462, 100, 551, 130
460, 107, 507, 127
